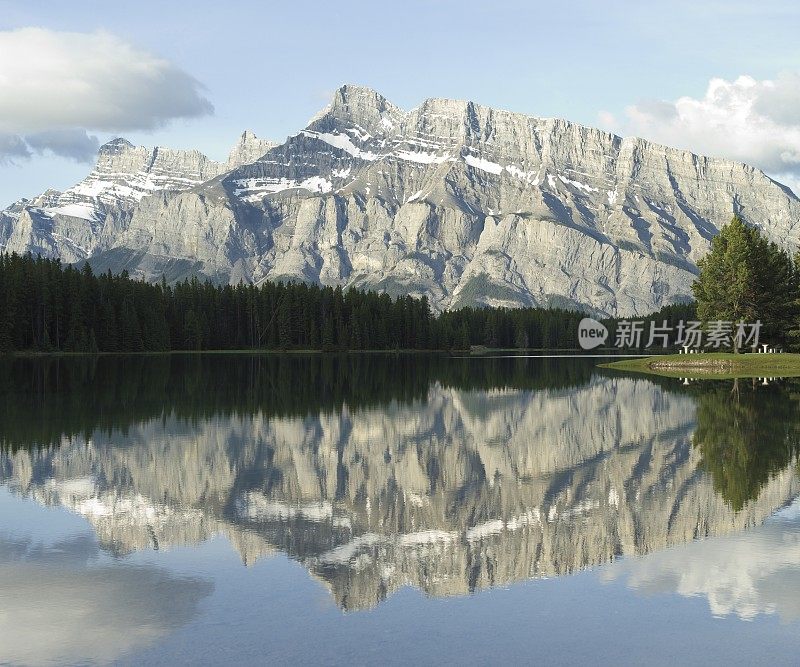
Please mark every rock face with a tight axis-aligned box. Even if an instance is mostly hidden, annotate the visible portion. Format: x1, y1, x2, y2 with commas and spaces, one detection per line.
3, 375, 798, 610
3, 84, 799, 314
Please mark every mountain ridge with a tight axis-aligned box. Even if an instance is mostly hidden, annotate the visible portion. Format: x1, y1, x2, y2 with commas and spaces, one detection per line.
2, 84, 798, 315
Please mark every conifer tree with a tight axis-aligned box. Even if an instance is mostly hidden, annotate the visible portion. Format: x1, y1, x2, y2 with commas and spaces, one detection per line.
693, 215, 798, 350
693, 216, 753, 332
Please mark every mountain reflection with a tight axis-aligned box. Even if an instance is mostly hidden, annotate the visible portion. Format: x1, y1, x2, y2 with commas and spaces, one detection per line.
1, 355, 799, 611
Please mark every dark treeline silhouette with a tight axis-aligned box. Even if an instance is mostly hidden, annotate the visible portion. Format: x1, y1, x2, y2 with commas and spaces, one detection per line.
0, 353, 597, 450
0, 252, 693, 352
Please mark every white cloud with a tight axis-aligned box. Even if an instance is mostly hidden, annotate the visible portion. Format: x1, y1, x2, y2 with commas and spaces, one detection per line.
0, 133, 30, 161
0, 28, 213, 162
601, 73, 800, 194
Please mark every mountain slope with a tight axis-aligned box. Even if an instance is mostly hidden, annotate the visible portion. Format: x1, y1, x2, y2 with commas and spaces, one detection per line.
3, 85, 799, 315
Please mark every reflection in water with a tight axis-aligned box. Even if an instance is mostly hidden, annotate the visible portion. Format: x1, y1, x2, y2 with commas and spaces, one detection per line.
0, 529, 212, 665
692, 380, 800, 510
0, 354, 592, 450
1, 355, 799, 614
610, 504, 800, 621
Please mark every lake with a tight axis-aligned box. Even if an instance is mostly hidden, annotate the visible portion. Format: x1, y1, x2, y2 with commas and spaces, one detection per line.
2, 354, 800, 665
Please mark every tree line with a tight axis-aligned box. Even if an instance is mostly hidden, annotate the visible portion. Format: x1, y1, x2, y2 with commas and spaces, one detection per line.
0, 252, 618, 353
2, 215, 796, 355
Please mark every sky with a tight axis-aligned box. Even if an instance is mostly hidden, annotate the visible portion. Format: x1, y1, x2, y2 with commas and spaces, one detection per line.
1, 0, 800, 207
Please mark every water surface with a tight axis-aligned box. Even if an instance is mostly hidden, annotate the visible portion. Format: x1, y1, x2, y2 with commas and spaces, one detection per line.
2, 354, 800, 665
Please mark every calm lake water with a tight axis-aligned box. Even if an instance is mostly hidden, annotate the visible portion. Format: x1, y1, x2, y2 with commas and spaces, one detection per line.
2, 354, 800, 665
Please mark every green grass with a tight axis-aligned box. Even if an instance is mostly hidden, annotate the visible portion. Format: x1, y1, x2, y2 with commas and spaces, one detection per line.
601, 352, 800, 378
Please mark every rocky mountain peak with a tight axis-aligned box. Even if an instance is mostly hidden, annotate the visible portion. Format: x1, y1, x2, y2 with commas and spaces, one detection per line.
98, 137, 135, 155
312, 83, 403, 135
225, 130, 276, 168
3, 85, 800, 315
332, 83, 392, 111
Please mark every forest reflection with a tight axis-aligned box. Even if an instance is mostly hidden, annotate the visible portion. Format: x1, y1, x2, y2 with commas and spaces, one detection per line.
0, 353, 594, 449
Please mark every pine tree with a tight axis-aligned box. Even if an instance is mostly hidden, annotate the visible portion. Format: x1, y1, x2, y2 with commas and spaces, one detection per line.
749, 235, 797, 347
693, 215, 798, 350
693, 216, 753, 333
514, 320, 529, 349
789, 252, 800, 348
277, 295, 292, 349
184, 309, 203, 350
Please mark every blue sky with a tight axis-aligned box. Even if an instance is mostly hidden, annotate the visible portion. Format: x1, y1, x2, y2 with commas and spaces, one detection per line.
2, 0, 800, 206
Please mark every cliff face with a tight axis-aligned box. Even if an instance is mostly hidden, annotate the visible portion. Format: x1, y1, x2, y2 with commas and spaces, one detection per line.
3, 375, 797, 610
3, 85, 798, 315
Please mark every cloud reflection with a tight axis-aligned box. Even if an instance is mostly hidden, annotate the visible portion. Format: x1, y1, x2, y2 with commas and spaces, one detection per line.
0, 532, 212, 666
607, 507, 800, 621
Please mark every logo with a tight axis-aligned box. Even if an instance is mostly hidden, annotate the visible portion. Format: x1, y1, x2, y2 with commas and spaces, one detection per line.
577, 318, 763, 352
578, 317, 608, 350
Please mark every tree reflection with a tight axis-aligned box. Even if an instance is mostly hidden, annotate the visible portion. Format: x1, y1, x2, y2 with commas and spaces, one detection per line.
692, 379, 800, 510
0, 353, 594, 450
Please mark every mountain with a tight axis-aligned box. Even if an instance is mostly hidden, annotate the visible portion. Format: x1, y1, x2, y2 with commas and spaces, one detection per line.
0, 131, 274, 267
3, 84, 799, 315
3, 375, 798, 611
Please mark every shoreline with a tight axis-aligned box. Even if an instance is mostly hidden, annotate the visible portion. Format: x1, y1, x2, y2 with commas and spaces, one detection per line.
601, 352, 800, 378
0, 347, 592, 358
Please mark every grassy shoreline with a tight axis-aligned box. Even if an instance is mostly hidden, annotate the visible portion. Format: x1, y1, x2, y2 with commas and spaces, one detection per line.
601, 352, 800, 378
